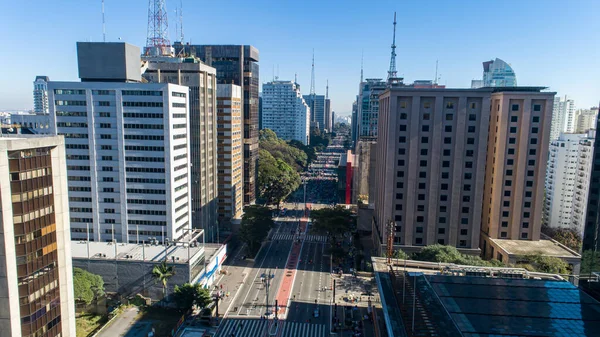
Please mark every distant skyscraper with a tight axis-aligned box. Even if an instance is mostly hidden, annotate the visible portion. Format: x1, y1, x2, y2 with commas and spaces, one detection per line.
575, 107, 598, 133
262, 81, 310, 145
544, 132, 595, 234
303, 94, 326, 130
33, 75, 50, 114
0, 135, 76, 337
351, 99, 358, 145
142, 55, 219, 243
50, 42, 192, 243
357, 79, 387, 138
583, 113, 600, 253
216, 84, 244, 223
550, 95, 576, 141
471, 58, 517, 88
173, 43, 259, 205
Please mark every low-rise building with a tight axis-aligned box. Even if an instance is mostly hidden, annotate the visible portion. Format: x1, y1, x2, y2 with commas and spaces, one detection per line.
71, 233, 227, 300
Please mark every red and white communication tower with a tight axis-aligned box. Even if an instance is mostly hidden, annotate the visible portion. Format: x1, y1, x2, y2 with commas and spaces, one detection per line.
145, 0, 173, 56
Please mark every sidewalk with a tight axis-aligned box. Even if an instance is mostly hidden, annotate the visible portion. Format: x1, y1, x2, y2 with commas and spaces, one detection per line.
213, 244, 253, 317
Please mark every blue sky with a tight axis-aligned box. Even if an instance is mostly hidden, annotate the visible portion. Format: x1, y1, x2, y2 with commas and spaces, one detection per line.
1, 0, 599, 116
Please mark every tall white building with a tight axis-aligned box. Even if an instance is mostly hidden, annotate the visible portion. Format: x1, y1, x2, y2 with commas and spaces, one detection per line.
544, 131, 595, 233
33, 75, 50, 114
49, 42, 192, 243
262, 81, 310, 145
550, 95, 576, 141
574, 107, 598, 133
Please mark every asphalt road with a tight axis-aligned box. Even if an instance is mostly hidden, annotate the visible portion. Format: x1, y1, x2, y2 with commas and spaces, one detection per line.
286, 240, 332, 327
227, 216, 298, 318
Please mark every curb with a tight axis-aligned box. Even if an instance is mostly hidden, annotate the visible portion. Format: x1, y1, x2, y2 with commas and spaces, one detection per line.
89, 307, 125, 337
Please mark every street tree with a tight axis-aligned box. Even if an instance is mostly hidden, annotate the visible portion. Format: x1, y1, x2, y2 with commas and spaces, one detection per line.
259, 129, 308, 170
581, 250, 600, 275
310, 206, 353, 244
258, 149, 300, 207
173, 283, 212, 311
152, 261, 175, 303
73, 268, 105, 304
239, 205, 275, 256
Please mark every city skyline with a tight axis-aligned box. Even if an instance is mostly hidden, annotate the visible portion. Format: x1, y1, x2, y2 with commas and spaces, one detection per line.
1, 0, 599, 115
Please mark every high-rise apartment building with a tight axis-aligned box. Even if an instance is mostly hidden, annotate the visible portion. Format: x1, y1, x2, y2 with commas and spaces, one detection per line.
262, 81, 310, 145
357, 79, 387, 138
373, 87, 554, 256
575, 107, 598, 133
544, 132, 595, 233
174, 43, 259, 205
0, 136, 76, 337
583, 113, 600, 252
141, 56, 219, 242
216, 84, 244, 223
550, 95, 576, 141
33, 76, 50, 115
471, 58, 517, 88
49, 42, 192, 243
303, 94, 326, 131
480, 89, 555, 258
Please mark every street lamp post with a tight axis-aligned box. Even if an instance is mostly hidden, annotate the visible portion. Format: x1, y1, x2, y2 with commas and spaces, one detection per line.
262, 270, 275, 317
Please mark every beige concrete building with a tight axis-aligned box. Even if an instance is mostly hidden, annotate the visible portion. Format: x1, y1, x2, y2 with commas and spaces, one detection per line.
373, 88, 492, 254
481, 89, 556, 260
373, 87, 559, 261
216, 84, 244, 223
0, 136, 75, 337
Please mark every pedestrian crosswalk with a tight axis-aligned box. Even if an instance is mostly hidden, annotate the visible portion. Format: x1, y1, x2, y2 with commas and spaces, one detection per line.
271, 234, 328, 243
215, 319, 327, 337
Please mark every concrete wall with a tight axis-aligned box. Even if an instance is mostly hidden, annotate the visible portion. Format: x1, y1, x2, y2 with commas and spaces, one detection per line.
72, 259, 190, 300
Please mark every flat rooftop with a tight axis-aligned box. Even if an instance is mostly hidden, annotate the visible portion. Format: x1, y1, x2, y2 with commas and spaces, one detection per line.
71, 241, 212, 264
491, 238, 581, 259
426, 275, 600, 336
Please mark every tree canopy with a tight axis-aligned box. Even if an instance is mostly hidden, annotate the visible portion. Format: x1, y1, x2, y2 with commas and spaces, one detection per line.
517, 254, 570, 274
542, 225, 582, 251
73, 268, 105, 304
259, 129, 308, 170
411, 244, 504, 267
258, 149, 301, 206
310, 206, 354, 243
581, 250, 600, 275
239, 205, 275, 256
152, 261, 175, 301
173, 283, 212, 312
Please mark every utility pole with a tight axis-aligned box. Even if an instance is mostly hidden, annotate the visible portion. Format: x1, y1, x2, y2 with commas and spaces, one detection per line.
262, 270, 275, 317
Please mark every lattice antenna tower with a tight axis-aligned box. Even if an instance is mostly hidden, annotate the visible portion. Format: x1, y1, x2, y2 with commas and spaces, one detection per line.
326, 80, 329, 99
360, 50, 364, 83
145, 0, 171, 55
387, 12, 398, 82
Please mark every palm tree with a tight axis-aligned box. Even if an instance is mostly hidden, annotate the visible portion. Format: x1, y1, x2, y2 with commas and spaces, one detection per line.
152, 261, 175, 304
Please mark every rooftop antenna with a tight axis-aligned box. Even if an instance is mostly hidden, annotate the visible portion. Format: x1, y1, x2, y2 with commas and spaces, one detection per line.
387, 12, 398, 83
179, 0, 184, 43
295, 73, 298, 84
326, 79, 329, 99
360, 50, 364, 83
102, 0, 106, 42
434, 60, 438, 85
145, 0, 171, 56
310, 49, 316, 95
174, 7, 178, 42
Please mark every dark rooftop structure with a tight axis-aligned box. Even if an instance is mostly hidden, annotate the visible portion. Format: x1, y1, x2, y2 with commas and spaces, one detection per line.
373, 257, 600, 337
